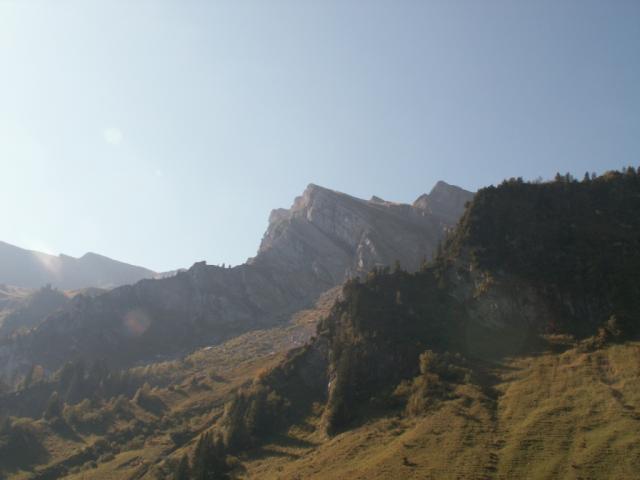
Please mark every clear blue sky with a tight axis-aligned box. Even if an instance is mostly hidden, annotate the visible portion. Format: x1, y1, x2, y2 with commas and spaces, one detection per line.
1, 0, 638, 271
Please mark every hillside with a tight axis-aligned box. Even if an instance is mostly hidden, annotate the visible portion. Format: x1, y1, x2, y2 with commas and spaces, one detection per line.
0, 285, 32, 313
195, 168, 640, 478
0, 242, 156, 290
0, 286, 69, 339
0, 290, 337, 479
236, 341, 640, 480
2, 170, 638, 479
0, 182, 470, 381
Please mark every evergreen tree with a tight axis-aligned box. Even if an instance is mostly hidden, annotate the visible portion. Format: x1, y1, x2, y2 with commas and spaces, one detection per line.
191, 432, 229, 479
57, 362, 76, 392
0, 415, 10, 435
66, 360, 86, 403
419, 254, 430, 272
43, 391, 63, 421
393, 259, 402, 273
89, 359, 108, 384
174, 454, 190, 480
21, 364, 36, 390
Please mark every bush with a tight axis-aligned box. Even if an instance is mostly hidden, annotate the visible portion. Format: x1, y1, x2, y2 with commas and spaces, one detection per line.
98, 452, 115, 463
63, 399, 112, 431
169, 427, 191, 447
133, 383, 166, 415
0, 417, 47, 468
394, 350, 471, 416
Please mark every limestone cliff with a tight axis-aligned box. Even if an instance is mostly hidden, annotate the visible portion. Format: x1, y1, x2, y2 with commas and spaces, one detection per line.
253, 182, 472, 283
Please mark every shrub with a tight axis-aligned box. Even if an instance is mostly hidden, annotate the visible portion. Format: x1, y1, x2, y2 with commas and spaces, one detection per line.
394, 350, 471, 416
98, 452, 115, 463
63, 399, 112, 431
133, 384, 166, 415
0, 417, 47, 468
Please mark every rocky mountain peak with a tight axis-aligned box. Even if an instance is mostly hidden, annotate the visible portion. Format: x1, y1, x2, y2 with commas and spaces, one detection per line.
428, 180, 471, 202
413, 180, 474, 222
255, 181, 473, 284
291, 183, 355, 212
0, 181, 473, 377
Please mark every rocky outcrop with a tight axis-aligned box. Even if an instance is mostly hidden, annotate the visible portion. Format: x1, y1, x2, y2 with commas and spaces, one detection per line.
0, 182, 472, 378
413, 180, 474, 223
253, 182, 472, 284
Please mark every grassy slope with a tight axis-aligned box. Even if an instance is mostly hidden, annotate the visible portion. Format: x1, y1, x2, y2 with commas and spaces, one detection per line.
239, 341, 640, 480
3, 314, 636, 479
0, 292, 332, 480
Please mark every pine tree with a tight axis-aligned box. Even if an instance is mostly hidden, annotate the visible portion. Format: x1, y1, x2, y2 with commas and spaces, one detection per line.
65, 360, 86, 403
393, 259, 402, 273
419, 254, 429, 272
0, 415, 11, 435
43, 391, 63, 421
21, 364, 36, 390
174, 454, 190, 480
192, 433, 206, 478
192, 432, 229, 479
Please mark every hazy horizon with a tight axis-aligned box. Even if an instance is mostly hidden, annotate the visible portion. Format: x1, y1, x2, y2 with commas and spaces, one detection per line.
1, 0, 638, 271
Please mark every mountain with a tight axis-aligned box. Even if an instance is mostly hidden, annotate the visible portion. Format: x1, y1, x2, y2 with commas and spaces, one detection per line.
412, 180, 474, 223
203, 168, 640, 477
0, 242, 157, 290
2, 170, 639, 479
252, 182, 473, 283
0, 181, 472, 379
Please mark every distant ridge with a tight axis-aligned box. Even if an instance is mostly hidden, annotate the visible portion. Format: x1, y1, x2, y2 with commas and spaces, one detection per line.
0, 181, 473, 375
0, 241, 156, 290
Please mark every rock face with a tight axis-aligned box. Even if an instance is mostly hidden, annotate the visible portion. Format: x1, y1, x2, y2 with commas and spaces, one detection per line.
0, 181, 473, 378
413, 180, 475, 223
0, 242, 157, 290
253, 182, 473, 285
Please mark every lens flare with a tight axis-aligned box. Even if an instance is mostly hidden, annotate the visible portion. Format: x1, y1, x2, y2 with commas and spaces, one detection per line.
123, 309, 151, 337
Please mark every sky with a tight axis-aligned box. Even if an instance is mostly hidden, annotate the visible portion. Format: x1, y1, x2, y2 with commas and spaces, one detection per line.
0, 0, 638, 271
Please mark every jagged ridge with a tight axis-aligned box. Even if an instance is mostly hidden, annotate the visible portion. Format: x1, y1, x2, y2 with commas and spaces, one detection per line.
0, 181, 471, 379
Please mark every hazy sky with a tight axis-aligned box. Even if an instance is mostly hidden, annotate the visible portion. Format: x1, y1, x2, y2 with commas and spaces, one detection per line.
1, 1, 638, 271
